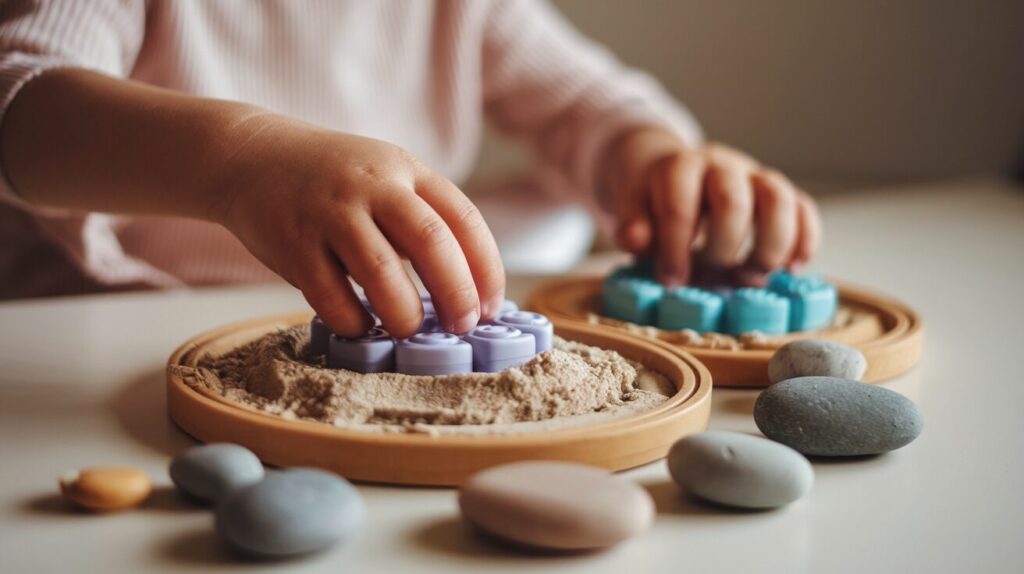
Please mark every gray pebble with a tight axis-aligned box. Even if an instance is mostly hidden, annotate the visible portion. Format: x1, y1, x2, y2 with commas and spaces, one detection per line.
667, 431, 813, 509
755, 376, 923, 456
169, 444, 265, 503
768, 339, 867, 383
216, 468, 364, 557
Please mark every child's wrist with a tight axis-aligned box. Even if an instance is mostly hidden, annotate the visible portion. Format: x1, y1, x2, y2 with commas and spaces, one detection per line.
199, 105, 284, 226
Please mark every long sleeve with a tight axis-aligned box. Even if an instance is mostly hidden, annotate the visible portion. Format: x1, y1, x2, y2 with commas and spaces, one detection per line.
0, 1, 188, 296
480, 0, 703, 198
0, 0, 145, 209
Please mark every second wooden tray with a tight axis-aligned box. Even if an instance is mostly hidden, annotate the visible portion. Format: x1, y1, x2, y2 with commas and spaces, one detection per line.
526, 277, 923, 388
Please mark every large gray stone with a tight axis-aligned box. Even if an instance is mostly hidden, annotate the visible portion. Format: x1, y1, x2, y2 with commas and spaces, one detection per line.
755, 376, 923, 456
667, 431, 813, 509
216, 468, 364, 557
459, 461, 654, 551
170, 443, 265, 503
768, 339, 867, 383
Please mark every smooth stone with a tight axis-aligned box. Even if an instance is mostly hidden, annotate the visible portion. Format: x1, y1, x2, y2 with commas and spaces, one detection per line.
768, 339, 867, 383
667, 431, 813, 509
459, 461, 654, 551
59, 467, 152, 512
216, 468, 364, 557
755, 376, 923, 456
170, 444, 265, 503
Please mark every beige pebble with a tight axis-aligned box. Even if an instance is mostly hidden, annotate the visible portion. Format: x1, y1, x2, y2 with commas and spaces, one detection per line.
458, 461, 654, 551
59, 467, 152, 511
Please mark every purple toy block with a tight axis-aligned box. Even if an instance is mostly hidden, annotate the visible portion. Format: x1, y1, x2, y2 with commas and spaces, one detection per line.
309, 316, 332, 356
327, 327, 396, 373
417, 312, 440, 333
500, 299, 519, 314
464, 325, 537, 372
420, 294, 435, 315
395, 332, 473, 376
494, 311, 553, 353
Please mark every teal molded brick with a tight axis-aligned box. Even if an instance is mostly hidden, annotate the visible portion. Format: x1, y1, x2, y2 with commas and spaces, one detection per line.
602, 276, 664, 325
656, 287, 725, 332
767, 271, 838, 332
723, 288, 791, 335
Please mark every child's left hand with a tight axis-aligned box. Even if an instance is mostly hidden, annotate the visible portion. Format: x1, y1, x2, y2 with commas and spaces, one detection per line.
599, 126, 821, 287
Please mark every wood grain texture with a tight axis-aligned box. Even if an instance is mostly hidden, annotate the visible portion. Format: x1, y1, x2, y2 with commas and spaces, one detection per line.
526, 277, 923, 388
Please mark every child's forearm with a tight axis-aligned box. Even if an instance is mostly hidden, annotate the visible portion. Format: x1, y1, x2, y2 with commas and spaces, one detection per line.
1, 67, 271, 221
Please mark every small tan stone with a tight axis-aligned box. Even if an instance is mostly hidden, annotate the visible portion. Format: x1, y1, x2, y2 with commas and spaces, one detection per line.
59, 466, 152, 511
458, 461, 654, 551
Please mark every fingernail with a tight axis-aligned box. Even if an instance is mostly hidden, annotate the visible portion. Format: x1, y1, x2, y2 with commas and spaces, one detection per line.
452, 308, 480, 334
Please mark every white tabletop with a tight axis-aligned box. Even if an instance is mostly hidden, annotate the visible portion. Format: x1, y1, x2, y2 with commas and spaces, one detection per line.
2, 178, 1022, 573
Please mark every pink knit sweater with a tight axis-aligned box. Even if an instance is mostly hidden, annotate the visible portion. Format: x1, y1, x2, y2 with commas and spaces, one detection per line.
0, 0, 700, 298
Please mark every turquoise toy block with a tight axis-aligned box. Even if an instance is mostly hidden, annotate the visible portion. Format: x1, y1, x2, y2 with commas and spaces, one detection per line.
767, 271, 838, 331
603, 276, 665, 325
656, 287, 725, 333
723, 288, 790, 335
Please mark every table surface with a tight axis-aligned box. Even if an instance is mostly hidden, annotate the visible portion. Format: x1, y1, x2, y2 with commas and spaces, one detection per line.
2, 178, 1022, 573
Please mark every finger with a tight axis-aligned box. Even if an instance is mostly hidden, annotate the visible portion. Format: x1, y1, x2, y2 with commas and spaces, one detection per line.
790, 190, 822, 270
702, 163, 754, 267
373, 191, 480, 334
413, 173, 506, 320
610, 160, 655, 255
750, 169, 799, 271
329, 213, 424, 338
295, 248, 374, 338
651, 153, 705, 286
616, 217, 653, 255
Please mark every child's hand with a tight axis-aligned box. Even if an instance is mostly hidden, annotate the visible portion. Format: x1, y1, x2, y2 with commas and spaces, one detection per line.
213, 115, 505, 339
600, 127, 821, 287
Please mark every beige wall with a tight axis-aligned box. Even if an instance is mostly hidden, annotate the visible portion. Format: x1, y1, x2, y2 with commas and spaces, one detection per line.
472, 0, 1024, 186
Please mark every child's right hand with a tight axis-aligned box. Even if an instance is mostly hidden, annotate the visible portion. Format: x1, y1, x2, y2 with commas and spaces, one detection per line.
212, 114, 506, 339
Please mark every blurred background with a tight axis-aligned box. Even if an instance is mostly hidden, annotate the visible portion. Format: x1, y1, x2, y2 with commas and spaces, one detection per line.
472, 0, 1023, 272
472, 0, 1024, 188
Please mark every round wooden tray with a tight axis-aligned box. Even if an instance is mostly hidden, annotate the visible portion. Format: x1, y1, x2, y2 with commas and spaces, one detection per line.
526, 277, 923, 388
166, 314, 712, 486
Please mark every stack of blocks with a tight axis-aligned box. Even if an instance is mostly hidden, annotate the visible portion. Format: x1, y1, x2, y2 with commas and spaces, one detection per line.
309, 297, 555, 375
602, 265, 837, 335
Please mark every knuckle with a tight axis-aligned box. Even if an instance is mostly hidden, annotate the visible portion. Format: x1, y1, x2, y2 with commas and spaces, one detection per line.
454, 200, 487, 233
706, 169, 745, 212
662, 190, 696, 223
304, 284, 349, 314
363, 248, 401, 280
755, 174, 795, 210
414, 214, 453, 249
442, 282, 480, 311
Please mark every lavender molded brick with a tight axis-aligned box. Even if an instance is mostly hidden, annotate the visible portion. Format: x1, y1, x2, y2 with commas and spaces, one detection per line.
464, 325, 537, 372
309, 316, 332, 356
495, 311, 553, 353
395, 332, 473, 376
327, 327, 396, 373
417, 312, 440, 333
